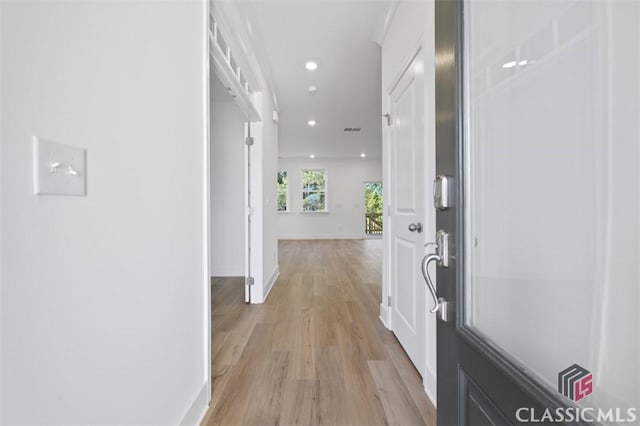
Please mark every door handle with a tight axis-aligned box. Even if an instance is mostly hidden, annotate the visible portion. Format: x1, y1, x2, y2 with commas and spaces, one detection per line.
421, 231, 451, 321
421, 253, 442, 313
408, 222, 423, 233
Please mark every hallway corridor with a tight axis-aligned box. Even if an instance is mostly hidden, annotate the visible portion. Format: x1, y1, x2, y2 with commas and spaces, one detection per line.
205, 240, 436, 426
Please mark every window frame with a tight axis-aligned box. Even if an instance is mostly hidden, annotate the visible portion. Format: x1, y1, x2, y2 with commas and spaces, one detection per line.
300, 169, 328, 213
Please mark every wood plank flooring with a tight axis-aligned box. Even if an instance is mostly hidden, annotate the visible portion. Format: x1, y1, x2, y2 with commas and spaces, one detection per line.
204, 239, 436, 426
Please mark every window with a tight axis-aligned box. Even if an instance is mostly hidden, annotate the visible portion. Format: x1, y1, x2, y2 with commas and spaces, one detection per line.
364, 182, 383, 235
277, 171, 288, 212
301, 170, 326, 212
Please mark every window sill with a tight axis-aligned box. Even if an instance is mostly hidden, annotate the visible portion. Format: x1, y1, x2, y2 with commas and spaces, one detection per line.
299, 210, 329, 214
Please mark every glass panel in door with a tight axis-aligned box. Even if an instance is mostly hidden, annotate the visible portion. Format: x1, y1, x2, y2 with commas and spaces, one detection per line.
463, 0, 639, 420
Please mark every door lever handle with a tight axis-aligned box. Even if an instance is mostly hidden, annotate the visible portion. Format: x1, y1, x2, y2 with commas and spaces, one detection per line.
408, 222, 423, 233
421, 253, 442, 313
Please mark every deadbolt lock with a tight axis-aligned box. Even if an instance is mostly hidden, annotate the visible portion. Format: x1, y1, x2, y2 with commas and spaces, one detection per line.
433, 175, 450, 210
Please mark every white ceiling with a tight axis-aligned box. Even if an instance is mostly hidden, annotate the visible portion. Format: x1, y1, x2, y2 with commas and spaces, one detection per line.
242, 1, 393, 159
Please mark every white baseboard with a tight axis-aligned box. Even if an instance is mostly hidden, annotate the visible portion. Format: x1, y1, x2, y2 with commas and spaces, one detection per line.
263, 264, 279, 301
210, 265, 244, 277
424, 369, 437, 408
278, 235, 364, 240
379, 303, 390, 329
180, 382, 209, 426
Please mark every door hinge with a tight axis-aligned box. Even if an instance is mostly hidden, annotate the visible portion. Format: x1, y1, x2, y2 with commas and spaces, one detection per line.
388, 295, 391, 306
383, 113, 391, 126
245, 136, 254, 146
246, 277, 255, 286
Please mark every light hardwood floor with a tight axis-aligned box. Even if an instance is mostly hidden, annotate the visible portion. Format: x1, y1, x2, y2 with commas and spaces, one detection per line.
204, 239, 436, 426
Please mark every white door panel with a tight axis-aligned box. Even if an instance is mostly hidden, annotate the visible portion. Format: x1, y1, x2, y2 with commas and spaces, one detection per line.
389, 49, 426, 378
393, 76, 417, 214
394, 237, 417, 332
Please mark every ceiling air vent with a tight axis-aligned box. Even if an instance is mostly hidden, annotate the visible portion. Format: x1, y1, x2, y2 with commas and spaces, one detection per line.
343, 127, 362, 132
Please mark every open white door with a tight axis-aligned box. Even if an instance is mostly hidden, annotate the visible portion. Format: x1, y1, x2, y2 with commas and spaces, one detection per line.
244, 121, 253, 303
387, 48, 427, 378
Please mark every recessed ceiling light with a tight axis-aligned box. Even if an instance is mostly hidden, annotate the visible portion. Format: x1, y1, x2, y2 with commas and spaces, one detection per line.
308, 85, 318, 93
502, 60, 517, 69
309, 154, 315, 158
307, 120, 316, 127
305, 61, 318, 71
360, 153, 366, 158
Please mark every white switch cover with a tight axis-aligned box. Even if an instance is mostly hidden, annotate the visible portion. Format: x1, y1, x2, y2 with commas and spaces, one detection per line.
33, 137, 86, 196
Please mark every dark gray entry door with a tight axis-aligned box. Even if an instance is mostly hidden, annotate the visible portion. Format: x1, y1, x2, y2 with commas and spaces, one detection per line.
433, 0, 639, 424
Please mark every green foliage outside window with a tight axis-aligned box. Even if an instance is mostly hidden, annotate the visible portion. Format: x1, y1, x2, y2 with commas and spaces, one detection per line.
277, 171, 288, 211
365, 183, 383, 214
302, 170, 326, 211
365, 182, 383, 235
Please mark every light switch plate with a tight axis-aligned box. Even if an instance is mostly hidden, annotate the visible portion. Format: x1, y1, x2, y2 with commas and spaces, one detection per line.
33, 137, 86, 196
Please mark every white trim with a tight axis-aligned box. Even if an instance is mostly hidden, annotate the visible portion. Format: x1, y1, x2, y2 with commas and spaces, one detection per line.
278, 235, 363, 240
180, 382, 209, 426
263, 264, 280, 301
424, 369, 437, 409
379, 304, 391, 329
202, 0, 212, 407
208, 3, 261, 92
209, 29, 261, 121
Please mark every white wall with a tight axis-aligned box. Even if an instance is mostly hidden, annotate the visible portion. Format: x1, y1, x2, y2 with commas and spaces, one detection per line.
0, 2, 209, 424
381, 0, 437, 406
210, 92, 246, 277
277, 157, 382, 239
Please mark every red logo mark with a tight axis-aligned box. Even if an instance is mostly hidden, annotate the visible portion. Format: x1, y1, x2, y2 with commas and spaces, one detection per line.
573, 372, 593, 401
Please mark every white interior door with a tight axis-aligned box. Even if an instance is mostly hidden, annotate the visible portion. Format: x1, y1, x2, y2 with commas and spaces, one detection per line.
388, 49, 426, 378
244, 121, 252, 304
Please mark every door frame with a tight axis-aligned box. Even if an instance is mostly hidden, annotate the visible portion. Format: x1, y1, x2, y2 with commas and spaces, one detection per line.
434, 0, 592, 423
